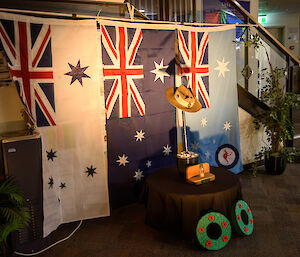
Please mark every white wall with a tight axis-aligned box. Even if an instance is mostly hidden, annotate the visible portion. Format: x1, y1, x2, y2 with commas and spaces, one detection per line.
238, 107, 269, 164
263, 12, 300, 59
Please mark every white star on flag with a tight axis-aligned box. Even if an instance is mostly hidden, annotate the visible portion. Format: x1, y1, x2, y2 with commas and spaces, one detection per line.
223, 121, 232, 131
205, 151, 211, 160
214, 57, 230, 77
191, 142, 199, 151
150, 59, 170, 83
135, 130, 145, 141
146, 160, 152, 168
116, 154, 129, 166
201, 117, 208, 127
133, 169, 144, 181
163, 144, 172, 156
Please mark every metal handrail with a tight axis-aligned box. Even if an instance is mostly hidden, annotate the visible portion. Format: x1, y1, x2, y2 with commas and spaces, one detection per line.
225, 0, 300, 67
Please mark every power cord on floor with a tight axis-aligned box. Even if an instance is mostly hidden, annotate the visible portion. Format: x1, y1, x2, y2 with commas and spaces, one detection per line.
14, 220, 83, 256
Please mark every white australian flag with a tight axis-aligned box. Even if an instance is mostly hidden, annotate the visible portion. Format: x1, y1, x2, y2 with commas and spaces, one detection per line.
100, 21, 177, 208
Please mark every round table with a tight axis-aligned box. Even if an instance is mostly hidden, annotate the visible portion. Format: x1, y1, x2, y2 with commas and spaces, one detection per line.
144, 166, 242, 240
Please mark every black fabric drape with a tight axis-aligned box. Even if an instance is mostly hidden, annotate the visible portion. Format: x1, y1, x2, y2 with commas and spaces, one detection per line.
143, 166, 242, 240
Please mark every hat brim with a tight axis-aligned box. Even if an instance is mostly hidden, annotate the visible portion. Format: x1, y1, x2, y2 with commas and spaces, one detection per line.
165, 87, 202, 113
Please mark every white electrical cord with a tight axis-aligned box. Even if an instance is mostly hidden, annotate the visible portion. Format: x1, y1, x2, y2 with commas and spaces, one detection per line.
14, 220, 83, 256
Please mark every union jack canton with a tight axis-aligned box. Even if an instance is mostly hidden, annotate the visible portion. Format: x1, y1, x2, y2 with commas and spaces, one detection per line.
101, 25, 144, 119
178, 30, 210, 108
0, 20, 55, 127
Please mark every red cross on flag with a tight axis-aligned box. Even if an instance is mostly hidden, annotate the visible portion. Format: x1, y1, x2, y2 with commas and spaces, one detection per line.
0, 21, 55, 126
178, 29, 210, 108
101, 25, 144, 119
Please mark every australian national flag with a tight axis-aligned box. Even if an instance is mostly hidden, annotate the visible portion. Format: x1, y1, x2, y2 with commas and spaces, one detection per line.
0, 18, 55, 127
100, 20, 177, 208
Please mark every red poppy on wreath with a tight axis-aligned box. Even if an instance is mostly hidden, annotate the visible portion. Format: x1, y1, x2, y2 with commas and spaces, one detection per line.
250, 218, 253, 224
222, 221, 228, 228
237, 214, 241, 221
208, 215, 214, 221
198, 227, 205, 233
206, 240, 212, 247
247, 208, 250, 213
222, 235, 228, 242
238, 203, 242, 208
244, 226, 248, 233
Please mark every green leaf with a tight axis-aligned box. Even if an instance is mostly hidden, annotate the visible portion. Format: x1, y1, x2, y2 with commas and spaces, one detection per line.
0, 180, 30, 250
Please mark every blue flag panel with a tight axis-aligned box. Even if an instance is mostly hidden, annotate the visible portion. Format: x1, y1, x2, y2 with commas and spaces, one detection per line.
101, 23, 177, 207
185, 28, 243, 174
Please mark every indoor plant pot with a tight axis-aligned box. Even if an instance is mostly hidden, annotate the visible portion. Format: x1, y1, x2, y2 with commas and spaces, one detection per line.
246, 34, 300, 176
264, 154, 287, 175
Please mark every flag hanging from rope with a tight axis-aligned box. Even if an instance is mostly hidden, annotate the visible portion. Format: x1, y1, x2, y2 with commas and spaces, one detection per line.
0, 12, 110, 236
177, 25, 243, 174
177, 28, 210, 108
100, 20, 177, 208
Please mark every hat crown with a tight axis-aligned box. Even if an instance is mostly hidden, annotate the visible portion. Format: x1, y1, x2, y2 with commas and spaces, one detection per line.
175, 86, 196, 109
165, 85, 202, 113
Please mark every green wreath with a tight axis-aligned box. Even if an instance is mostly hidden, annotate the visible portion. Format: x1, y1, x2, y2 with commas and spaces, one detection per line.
231, 200, 254, 236
196, 212, 231, 250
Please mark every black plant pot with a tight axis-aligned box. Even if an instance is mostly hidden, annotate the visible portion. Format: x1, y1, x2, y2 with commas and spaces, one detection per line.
264, 154, 287, 175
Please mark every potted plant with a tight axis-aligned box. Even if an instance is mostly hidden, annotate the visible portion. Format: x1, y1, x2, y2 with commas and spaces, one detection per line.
0, 180, 30, 257
248, 34, 300, 175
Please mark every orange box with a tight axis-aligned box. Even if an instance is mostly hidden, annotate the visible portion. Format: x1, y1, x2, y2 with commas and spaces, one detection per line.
186, 163, 215, 185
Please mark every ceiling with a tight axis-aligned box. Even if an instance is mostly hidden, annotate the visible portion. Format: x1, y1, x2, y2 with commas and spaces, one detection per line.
259, 0, 300, 14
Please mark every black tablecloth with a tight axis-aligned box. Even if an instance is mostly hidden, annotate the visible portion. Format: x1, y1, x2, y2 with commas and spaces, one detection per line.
144, 166, 242, 239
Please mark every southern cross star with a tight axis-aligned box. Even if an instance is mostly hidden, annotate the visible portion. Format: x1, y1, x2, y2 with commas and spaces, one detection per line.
46, 149, 57, 161
135, 130, 145, 142
116, 154, 129, 166
85, 165, 97, 177
223, 121, 232, 131
191, 142, 199, 151
146, 160, 152, 168
163, 144, 172, 156
150, 59, 170, 83
59, 182, 66, 189
205, 151, 211, 160
48, 176, 54, 189
201, 117, 208, 127
133, 169, 144, 181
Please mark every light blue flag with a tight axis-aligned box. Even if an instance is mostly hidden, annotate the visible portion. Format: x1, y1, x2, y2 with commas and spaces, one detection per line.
183, 27, 243, 174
